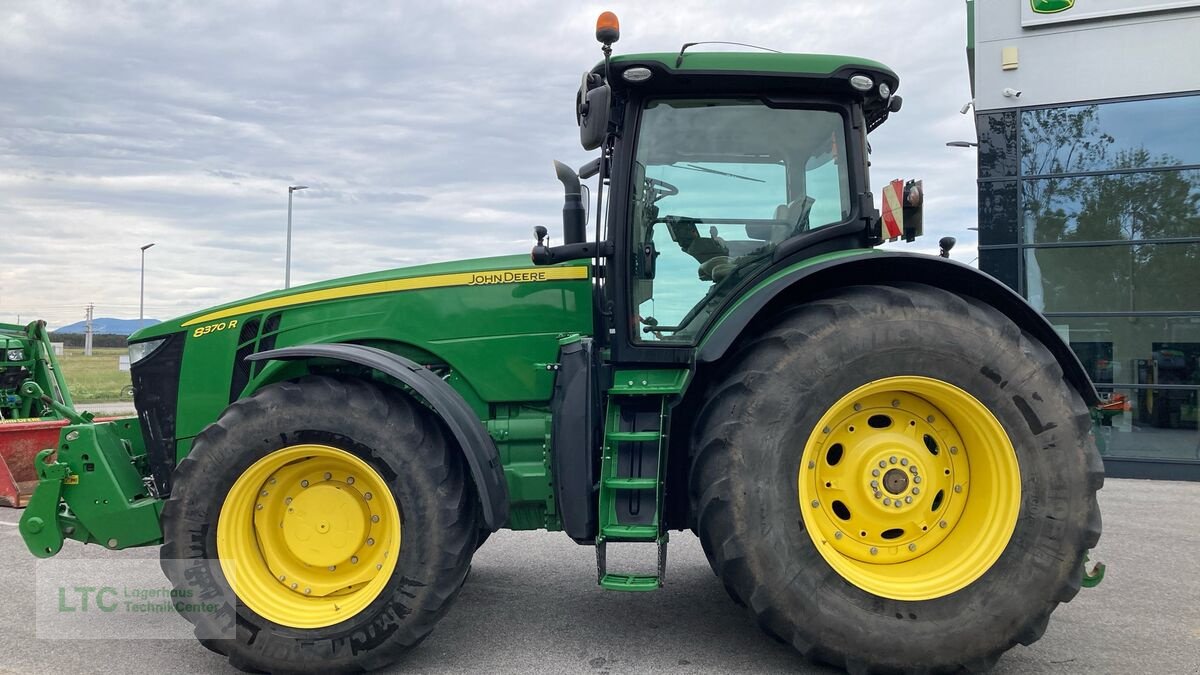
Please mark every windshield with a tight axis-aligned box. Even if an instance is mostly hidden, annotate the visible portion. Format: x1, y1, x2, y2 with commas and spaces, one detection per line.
629, 99, 851, 342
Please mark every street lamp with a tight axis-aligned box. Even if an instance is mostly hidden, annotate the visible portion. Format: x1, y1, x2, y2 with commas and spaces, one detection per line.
285, 185, 309, 289
140, 243, 156, 329
946, 141, 979, 148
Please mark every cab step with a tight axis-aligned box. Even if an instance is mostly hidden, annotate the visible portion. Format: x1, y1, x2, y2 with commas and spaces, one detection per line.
596, 535, 668, 592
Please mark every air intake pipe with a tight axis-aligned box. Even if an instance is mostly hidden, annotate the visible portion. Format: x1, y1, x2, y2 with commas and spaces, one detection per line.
553, 160, 587, 245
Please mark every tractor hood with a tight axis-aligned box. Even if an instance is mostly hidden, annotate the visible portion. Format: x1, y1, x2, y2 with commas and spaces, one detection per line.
129, 254, 587, 343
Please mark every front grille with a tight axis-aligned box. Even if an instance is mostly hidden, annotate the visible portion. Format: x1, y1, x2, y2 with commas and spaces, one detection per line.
229, 317, 261, 403
130, 332, 185, 496
228, 311, 283, 403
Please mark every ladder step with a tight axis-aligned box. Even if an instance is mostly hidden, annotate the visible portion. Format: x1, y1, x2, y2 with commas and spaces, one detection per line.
607, 431, 660, 442
601, 524, 659, 540
599, 573, 660, 592
604, 477, 657, 489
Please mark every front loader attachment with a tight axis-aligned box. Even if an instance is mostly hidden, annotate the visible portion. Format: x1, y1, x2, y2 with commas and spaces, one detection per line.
19, 416, 164, 557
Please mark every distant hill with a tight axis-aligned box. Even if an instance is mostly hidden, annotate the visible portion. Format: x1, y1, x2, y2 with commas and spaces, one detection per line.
54, 317, 160, 335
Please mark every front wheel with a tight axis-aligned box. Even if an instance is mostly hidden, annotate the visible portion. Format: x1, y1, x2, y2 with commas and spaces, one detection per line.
160, 376, 477, 673
692, 284, 1103, 673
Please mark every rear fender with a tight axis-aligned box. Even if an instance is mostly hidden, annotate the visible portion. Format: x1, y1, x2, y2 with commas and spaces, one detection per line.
697, 252, 1099, 406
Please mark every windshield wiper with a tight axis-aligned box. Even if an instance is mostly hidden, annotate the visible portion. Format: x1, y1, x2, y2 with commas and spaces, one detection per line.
673, 163, 765, 183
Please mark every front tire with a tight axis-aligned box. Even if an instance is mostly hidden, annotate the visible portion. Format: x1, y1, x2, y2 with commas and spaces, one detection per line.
692, 284, 1103, 673
161, 376, 477, 673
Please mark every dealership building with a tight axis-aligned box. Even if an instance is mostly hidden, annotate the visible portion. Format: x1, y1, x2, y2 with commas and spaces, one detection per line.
967, 1, 1200, 479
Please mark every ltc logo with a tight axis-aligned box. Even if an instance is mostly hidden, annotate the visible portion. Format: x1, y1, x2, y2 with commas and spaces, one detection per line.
1031, 0, 1074, 13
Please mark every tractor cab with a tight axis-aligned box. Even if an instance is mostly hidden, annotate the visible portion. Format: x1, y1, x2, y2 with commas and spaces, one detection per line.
535, 13, 923, 363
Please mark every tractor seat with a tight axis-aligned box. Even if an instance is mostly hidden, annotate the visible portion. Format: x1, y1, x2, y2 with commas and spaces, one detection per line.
746, 197, 815, 242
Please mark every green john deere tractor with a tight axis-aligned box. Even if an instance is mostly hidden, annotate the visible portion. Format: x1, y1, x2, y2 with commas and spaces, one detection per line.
18, 14, 1103, 674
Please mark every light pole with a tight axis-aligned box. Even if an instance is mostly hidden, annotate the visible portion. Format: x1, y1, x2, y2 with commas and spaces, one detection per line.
140, 243, 156, 329
285, 185, 308, 289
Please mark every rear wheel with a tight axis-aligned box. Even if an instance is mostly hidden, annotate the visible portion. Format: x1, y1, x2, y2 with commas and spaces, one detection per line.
692, 284, 1102, 673
161, 376, 477, 673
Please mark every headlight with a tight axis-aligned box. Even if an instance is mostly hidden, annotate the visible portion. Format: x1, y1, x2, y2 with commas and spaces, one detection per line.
128, 338, 166, 365
6, 349, 24, 362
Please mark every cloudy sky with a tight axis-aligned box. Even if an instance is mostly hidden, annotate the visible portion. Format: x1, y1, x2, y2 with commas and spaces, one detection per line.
0, 1, 979, 330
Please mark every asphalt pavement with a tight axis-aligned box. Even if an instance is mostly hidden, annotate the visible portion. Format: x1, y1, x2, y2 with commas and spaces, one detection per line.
0, 478, 1197, 674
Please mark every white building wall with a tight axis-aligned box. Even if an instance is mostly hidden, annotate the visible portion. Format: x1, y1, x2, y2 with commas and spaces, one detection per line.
972, 1, 1200, 111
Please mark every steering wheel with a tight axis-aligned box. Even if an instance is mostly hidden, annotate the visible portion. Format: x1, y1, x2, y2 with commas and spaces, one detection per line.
646, 177, 679, 204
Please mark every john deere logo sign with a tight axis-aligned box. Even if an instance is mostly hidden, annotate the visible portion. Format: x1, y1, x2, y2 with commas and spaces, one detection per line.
1031, 0, 1074, 12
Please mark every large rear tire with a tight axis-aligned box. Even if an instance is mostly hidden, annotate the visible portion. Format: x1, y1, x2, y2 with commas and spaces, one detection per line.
692, 284, 1102, 673
161, 376, 477, 673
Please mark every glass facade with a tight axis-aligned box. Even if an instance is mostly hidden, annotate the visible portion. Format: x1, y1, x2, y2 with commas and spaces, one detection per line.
978, 94, 1200, 467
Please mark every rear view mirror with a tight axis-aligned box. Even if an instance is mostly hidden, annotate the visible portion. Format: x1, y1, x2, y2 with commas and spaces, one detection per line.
902, 180, 923, 242
577, 73, 610, 151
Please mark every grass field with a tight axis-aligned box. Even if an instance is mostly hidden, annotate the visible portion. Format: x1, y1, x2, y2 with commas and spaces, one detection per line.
56, 347, 132, 403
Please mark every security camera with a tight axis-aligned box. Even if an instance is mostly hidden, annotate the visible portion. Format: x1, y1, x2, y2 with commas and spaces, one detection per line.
959, 100, 974, 114
1002, 88, 1022, 98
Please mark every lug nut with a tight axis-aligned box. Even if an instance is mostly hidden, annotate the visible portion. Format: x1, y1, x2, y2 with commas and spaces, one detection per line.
291, 583, 298, 590
300, 480, 309, 488
346, 476, 355, 485
870, 480, 879, 488
883, 498, 892, 506
811, 500, 820, 508
891, 399, 900, 408
808, 461, 816, 469
260, 490, 269, 497
371, 515, 379, 523
351, 556, 359, 564
912, 487, 920, 495
913, 476, 922, 484
834, 532, 843, 539
949, 447, 958, 455
324, 472, 332, 481
304, 588, 311, 595
872, 469, 880, 477
823, 426, 831, 434
939, 520, 948, 528
900, 458, 908, 466
853, 403, 862, 411
889, 456, 897, 464
894, 501, 902, 509
879, 460, 887, 468
328, 566, 336, 571
870, 547, 879, 555
873, 491, 883, 499
366, 538, 375, 546
908, 543, 917, 551
910, 466, 918, 474
269, 478, 276, 485
927, 415, 935, 423
279, 575, 286, 582
376, 564, 382, 570
904, 496, 912, 504
954, 485, 962, 493
364, 492, 373, 501
285, 497, 293, 504
255, 504, 263, 511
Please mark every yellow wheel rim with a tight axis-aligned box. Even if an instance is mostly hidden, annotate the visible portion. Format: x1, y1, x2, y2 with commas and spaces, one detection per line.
216, 444, 401, 629
798, 376, 1020, 601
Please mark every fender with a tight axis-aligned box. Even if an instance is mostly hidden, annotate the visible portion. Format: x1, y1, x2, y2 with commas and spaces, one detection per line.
247, 343, 509, 530
697, 251, 1100, 406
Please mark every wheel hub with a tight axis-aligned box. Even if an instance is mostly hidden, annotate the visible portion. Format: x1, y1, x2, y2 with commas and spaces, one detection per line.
882, 468, 909, 494
797, 377, 1021, 601
216, 444, 402, 629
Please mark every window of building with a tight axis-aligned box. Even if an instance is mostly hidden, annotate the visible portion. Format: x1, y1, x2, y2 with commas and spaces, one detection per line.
977, 93, 1200, 463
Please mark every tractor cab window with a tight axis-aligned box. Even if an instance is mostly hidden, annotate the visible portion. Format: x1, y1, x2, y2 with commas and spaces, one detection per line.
629, 99, 850, 343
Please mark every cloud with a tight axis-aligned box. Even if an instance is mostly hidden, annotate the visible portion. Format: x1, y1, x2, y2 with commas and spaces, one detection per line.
0, 0, 980, 328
